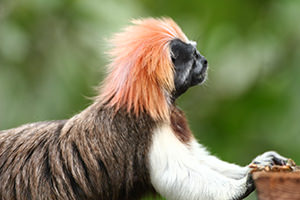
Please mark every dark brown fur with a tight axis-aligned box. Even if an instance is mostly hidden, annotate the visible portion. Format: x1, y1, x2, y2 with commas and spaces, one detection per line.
170, 106, 193, 143
0, 102, 170, 200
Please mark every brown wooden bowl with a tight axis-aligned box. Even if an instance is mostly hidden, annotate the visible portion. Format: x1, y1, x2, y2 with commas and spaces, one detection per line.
253, 171, 300, 200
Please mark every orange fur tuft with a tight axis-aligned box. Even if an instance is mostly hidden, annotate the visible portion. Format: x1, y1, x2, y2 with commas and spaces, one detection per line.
98, 18, 188, 121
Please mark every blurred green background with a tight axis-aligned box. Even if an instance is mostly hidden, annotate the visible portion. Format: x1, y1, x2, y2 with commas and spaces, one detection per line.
0, 0, 300, 199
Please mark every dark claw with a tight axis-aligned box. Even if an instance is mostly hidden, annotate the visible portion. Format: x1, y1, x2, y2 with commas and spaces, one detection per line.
271, 155, 287, 166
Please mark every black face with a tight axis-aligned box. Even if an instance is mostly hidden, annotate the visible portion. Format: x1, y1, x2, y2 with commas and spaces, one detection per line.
170, 39, 208, 99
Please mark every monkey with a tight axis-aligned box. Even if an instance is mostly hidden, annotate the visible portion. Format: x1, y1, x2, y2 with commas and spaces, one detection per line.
0, 17, 288, 200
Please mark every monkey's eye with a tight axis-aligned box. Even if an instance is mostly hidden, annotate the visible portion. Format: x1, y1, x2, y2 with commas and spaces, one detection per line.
193, 49, 200, 59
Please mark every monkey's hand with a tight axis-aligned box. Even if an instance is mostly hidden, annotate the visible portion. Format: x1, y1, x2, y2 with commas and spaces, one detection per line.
251, 151, 288, 167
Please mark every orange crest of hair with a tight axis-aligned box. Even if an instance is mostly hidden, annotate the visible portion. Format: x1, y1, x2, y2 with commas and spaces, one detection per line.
98, 18, 188, 121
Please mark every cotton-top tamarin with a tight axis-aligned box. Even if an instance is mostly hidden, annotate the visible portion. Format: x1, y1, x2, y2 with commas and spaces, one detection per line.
0, 18, 288, 200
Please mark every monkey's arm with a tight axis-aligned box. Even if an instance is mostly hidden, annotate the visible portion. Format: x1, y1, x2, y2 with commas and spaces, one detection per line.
190, 140, 288, 180
149, 125, 287, 200
190, 141, 248, 179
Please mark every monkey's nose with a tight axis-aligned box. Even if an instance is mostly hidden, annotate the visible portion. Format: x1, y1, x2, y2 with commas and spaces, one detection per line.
201, 58, 207, 67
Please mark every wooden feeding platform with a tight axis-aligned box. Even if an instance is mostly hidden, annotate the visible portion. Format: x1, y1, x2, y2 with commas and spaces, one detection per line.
251, 160, 300, 200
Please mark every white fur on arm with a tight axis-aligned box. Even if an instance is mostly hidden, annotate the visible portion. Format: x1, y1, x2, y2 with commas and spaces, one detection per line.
149, 124, 249, 200
189, 140, 249, 180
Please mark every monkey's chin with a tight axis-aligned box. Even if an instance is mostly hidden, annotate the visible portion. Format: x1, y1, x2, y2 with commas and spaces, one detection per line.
191, 71, 207, 86
198, 72, 207, 84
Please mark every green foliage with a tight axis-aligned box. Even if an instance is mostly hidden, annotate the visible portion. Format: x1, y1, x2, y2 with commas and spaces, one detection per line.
1, 0, 300, 199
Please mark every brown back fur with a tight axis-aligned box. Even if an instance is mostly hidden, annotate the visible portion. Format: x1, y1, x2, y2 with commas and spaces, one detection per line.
0, 102, 157, 200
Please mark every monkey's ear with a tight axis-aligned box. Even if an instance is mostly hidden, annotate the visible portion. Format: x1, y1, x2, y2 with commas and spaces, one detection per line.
171, 51, 178, 63
170, 39, 178, 62
170, 39, 181, 62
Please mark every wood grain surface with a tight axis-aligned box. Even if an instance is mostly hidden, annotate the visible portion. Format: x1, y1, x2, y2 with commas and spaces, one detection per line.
253, 171, 300, 200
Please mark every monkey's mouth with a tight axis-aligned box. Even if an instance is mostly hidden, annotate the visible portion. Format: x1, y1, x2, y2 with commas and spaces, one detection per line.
199, 64, 208, 82
192, 62, 208, 86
